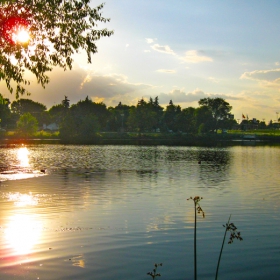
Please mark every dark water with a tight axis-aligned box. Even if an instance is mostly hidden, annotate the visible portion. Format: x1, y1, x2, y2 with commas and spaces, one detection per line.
0, 144, 279, 279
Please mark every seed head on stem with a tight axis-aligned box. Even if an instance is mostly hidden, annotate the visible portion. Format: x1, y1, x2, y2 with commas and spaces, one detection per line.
147, 263, 162, 279
187, 196, 205, 218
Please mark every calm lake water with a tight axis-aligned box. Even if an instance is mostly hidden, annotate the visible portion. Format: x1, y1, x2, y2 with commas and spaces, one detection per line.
0, 144, 279, 280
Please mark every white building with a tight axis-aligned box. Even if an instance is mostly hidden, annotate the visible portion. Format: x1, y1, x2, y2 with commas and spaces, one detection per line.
43, 123, 59, 131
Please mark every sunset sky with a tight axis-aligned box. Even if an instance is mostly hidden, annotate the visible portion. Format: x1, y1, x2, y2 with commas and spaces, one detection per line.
1, 0, 280, 122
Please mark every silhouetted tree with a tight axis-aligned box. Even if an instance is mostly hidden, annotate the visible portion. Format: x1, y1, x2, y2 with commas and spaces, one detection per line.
73, 96, 108, 129
0, 93, 12, 129
48, 96, 70, 125
48, 104, 65, 125
175, 107, 196, 133
107, 102, 131, 132
148, 96, 164, 131
61, 96, 70, 109
11, 98, 47, 126
59, 111, 99, 142
11, 98, 46, 115
59, 96, 113, 141
198, 98, 232, 132
127, 98, 157, 133
195, 106, 215, 133
163, 100, 181, 132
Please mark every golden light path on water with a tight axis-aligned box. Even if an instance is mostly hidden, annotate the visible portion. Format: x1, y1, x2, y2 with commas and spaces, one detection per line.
6, 191, 39, 207
4, 187, 42, 256
2, 189, 87, 269
4, 214, 43, 255
17, 146, 30, 167
0, 146, 46, 181
1, 145, 45, 263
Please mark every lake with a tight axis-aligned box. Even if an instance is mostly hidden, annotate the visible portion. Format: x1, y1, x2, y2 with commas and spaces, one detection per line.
0, 144, 279, 280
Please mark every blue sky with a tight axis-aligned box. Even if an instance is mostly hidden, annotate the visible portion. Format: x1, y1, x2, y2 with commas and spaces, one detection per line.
2, 0, 280, 122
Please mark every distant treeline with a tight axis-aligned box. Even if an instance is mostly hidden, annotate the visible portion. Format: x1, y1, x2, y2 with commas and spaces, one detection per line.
0, 94, 270, 141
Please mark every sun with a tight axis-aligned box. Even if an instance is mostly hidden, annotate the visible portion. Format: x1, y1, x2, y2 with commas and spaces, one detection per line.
12, 27, 30, 43
2, 16, 30, 45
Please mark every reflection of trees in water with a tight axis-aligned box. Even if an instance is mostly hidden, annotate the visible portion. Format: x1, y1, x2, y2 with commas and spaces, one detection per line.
135, 169, 159, 185
129, 147, 232, 187
165, 148, 197, 162
197, 149, 231, 187
55, 168, 144, 205
134, 146, 160, 167
198, 149, 230, 165
57, 168, 108, 191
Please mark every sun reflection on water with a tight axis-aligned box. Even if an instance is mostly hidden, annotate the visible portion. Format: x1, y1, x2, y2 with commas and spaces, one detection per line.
0, 146, 47, 181
71, 255, 86, 268
6, 192, 39, 207
4, 214, 43, 255
17, 146, 30, 167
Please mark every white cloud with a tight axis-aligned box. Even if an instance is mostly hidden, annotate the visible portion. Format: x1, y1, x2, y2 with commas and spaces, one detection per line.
145, 38, 155, 44
156, 88, 241, 105
240, 68, 280, 87
0, 66, 155, 109
240, 68, 280, 80
156, 69, 176, 73
157, 89, 207, 103
208, 77, 219, 83
80, 74, 93, 89
81, 73, 154, 103
151, 44, 175, 55
181, 50, 213, 63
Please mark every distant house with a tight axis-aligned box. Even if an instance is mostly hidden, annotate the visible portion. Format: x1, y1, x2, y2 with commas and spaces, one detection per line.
43, 123, 59, 131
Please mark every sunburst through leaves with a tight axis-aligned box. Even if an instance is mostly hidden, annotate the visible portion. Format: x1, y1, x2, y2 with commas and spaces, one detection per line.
1, 16, 30, 44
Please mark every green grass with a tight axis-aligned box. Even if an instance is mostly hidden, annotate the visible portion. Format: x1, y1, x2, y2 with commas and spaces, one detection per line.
227, 129, 280, 136
34, 130, 59, 138
2, 129, 280, 144
1, 130, 59, 139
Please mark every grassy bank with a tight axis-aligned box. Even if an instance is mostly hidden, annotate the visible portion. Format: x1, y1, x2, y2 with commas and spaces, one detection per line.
1, 130, 280, 145
0, 130, 60, 144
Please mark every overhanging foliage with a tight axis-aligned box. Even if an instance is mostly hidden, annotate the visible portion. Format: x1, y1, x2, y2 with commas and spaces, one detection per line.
0, 0, 113, 97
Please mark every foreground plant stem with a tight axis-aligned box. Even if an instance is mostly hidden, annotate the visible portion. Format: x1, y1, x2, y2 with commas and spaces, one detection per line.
187, 196, 205, 280
215, 215, 243, 280
215, 215, 231, 280
194, 200, 197, 280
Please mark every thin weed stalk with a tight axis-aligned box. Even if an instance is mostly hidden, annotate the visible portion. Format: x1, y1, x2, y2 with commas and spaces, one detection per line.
147, 199, 243, 280
194, 200, 197, 280
215, 215, 231, 280
215, 215, 243, 280
187, 196, 205, 280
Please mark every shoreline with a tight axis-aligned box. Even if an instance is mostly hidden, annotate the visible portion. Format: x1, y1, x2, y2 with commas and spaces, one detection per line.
1, 133, 280, 146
